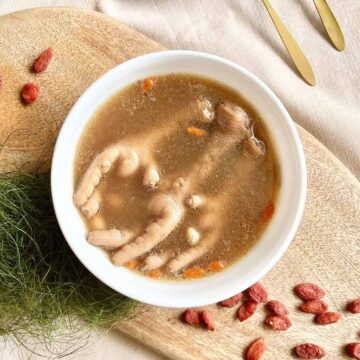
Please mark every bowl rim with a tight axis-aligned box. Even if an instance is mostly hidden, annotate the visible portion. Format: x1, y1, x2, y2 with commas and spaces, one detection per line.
51, 50, 307, 307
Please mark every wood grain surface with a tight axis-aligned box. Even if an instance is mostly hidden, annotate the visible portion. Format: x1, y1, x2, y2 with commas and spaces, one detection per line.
0, 7, 359, 360
0, 7, 164, 173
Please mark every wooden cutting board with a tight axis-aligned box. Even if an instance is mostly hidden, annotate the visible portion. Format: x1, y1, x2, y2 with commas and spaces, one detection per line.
0, 7, 359, 360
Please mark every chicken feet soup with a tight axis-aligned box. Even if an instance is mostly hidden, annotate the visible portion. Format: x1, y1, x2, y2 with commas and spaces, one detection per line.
74, 74, 280, 280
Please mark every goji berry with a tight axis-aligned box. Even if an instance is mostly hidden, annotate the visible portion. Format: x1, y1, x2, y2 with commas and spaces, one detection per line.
187, 127, 208, 138
264, 314, 292, 330
246, 337, 265, 360
207, 260, 226, 272
21, 83, 39, 104
147, 269, 161, 278
294, 283, 325, 301
295, 343, 325, 359
347, 343, 360, 359
126, 259, 139, 269
199, 310, 215, 331
33, 47, 53, 73
219, 292, 243, 308
248, 282, 268, 303
260, 201, 275, 223
315, 311, 340, 325
238, 300, 257, 322
183, 267, 206, 278
347, 299, 360, 314
141, 77, 155, 92
182, 309, 200, 325
266, 300, 288, 316
299, 299, 328, 314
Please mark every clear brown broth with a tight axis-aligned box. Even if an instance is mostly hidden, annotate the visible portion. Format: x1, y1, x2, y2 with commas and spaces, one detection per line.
74, 74, 280, 279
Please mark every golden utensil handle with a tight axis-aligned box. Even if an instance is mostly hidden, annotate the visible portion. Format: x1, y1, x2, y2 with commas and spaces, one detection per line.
313, 0, 345, 51
262, 0, 316, 86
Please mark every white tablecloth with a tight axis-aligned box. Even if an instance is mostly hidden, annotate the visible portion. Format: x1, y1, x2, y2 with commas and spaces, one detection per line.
1, 0, 359, 358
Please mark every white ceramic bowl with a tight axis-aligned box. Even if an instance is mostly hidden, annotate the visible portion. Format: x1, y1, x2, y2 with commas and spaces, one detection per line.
51, 50, 306, 308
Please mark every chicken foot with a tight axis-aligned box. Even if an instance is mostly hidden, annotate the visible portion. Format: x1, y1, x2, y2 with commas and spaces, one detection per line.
74, 98, 215, 218
111, 101, 255, 267
166, 153, 263, 273
112, 189, 184, 266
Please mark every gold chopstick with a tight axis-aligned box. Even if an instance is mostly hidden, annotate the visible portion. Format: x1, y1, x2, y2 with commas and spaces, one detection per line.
262, 0, 316, 86
313, 0, 345, 51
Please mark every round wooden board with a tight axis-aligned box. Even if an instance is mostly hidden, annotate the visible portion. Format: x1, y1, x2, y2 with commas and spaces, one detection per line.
0, 7, 359, 360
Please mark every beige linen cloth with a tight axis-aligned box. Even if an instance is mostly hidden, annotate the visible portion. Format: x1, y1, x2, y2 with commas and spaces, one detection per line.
0, 0, 359, 359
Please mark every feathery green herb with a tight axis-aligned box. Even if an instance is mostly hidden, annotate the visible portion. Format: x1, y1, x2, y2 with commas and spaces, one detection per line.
0, 173, 137, 355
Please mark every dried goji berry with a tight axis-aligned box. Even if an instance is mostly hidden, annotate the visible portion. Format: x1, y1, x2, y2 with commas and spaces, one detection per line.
238, 300, 257, 322
294, 283, 325, 301
186, 127, 208, 138
264, 314, 292, 330
300, 299, 328, 314
141, 77, 155, 92
183, 267, 206, 278
147, 269, 162, 278
126, 259, 139, 269
260, 201, 275, 223
246, 337, 265, 360
21, 83, 39, 104
207, 260, 226, 272
347, 342, 360, 359
248, 282, 268, 303
219, 292, 243, 308
295, 343, 325, 359
200, 310, 215, 331
182, 309, 200, 325
266, 300, 288, 316
33, 47, 53, 73
347, 299, 360, 314
315, 311, 340, 325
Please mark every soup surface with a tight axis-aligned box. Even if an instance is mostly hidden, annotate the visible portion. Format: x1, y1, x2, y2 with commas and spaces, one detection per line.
74, 74, 280, 280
